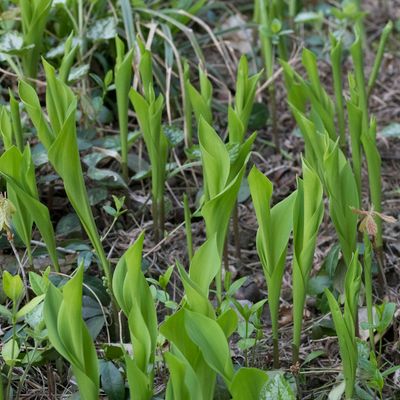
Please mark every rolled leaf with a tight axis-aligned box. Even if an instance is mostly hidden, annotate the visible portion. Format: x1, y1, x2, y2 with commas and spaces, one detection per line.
44, 266, 99, 400
249, 166, 296, 365
112, 232, 157, 400
19, 61, 109, 280
292, 160, 324, 362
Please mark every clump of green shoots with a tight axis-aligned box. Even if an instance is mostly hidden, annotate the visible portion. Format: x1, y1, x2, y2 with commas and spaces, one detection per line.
198, 118, 253, 302
0, 97, 60, 271
58, 33, 79, 84
112, 232, 157, 399
325, 252, 362, 399
254, 0, 279, 150
186, 63, 213, 127
292, 160, 324, 363
19, 60, 112, 297
115, 36, 134, 181
44, 266, 99, 400
129, 44, 168, 242
249, 166, 296, 367
19, 0, 53, 79
228, 56, 262, 146
0, 146, 60, 272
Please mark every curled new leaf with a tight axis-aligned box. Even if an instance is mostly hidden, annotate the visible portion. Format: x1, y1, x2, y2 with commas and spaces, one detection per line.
292, 160, 324, 363
19, 61, 108, 280
325, 252, 361, 399
44, 266, 99, 400
112, 232, 157, 400
249, 166, 296, 367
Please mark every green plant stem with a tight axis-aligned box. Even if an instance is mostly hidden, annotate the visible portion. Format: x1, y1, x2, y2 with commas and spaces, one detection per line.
232, 202, 241, 262
219, 239, 229, 304
183, 60, 193, 148
0, 372, 3, 400
270, 84, 279, 152
95, 249, 120, 339
157, 193, 165, 243
289, 0, 296, 27
351, 29, 369, 132
257, 0, 280, 151
8, 239, 29, 302
152, 199, 160, 243
5, 303, 17, 400
245, 319, 249, 367
9, 92, 23, 152
363, 235, 375, 352
16, 343, 38, 399
330, 39, 346, 149
367, 21, 393, 99
183, 194, 193, 262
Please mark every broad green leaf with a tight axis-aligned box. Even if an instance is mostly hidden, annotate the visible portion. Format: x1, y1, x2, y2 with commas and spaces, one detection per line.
164, 351, 202, 400
3, 271, 24, 302
262, 373, 295, 399
99, 360, 125, 400
184, 310, 234, 383
187, 65, 213, 125
217, 308, 238, 338
188, 235, 219, 296
202, 157, 249, 257
177, 262, 215, 317
87, 17, 117, 41
160, 309, 216, 400
16, 294, 45, 320
0, 107, 13, 149
2, 339, 20, 365
323, 137, 359, 266
230, 368, 269, 400
19, 0, 52, 78
0, 305, 12, 320
198, 118, 230, 200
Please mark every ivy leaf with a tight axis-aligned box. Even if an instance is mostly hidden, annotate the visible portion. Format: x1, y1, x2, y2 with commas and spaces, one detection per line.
88, 17, 117, 41
100, 360, 125, 400
262, 374, 295, 400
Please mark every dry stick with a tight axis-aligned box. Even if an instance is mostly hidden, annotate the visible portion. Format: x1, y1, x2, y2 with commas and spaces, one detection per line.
176, 9, 236, 81
144, 221, 185, 258
0, 67, 46, 87
255, 56, 300, 96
